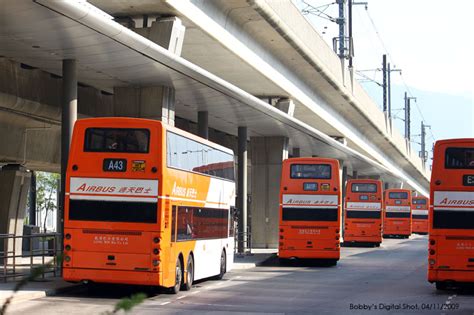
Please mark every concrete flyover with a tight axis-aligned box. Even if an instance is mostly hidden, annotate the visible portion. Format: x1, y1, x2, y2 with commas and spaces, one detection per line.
0, 0, 429, 248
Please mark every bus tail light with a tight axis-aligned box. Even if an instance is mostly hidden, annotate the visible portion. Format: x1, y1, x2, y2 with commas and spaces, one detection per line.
336, 235, 340, 240
430, 239, 435, 246
65, 256, 71, 262
429, 249, 435, 255
153, 248, 160, 255
65, 233, 71, 240
280, 235, 284, 240
152, 259, 160, 266
153, 237, 160, 244
65, 245, 71, 251
429, 259, 435, 266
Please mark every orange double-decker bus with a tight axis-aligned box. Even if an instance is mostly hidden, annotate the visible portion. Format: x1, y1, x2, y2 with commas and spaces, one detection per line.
411, 196, 429, 234
383, 189, 412, 238
344, 179, 383, 246
278, 158, 341, 265
63, 118, 235, 293
428, 138, 474, 290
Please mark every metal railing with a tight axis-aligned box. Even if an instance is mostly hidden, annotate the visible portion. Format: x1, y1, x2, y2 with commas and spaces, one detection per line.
0, 233, 61, 282
234, 231, 252, 255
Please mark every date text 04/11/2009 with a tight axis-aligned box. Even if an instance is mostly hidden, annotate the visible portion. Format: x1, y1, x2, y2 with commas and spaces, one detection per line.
349, 303, 460, 311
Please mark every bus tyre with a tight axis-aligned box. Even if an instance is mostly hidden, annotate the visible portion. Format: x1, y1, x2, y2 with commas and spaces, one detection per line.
435, 282, 448, 290
214, 250, 226, 280
170, 258, 183, 294
182, 256, 194, 291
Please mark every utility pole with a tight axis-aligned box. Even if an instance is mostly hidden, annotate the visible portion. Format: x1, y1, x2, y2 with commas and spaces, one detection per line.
387, 62, 391, 119
382, 54, 387, 113
337, 0, 346, 60
348, 1, 368, 68
420, 121, 431, 166
404, 92, 416, 141
348, 0, 352, 68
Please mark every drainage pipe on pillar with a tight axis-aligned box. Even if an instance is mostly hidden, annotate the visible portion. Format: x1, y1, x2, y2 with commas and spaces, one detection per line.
340, 164, 347, 242
59, 59, 77, 259
237, 127, 248, 253
198, 111, 208, 139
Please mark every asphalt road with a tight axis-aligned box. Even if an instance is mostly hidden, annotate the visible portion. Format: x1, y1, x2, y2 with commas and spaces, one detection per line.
7, 235, 474, 315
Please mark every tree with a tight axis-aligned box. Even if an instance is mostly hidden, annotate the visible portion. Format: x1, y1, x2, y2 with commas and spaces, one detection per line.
36, 172, 60, 232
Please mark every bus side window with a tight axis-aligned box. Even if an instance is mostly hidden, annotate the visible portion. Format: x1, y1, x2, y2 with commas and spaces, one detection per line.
177, 207, 193, 240
171, 206, 177, 242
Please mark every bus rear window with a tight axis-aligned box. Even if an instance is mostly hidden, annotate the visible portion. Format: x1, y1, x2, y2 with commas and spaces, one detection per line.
84, 128, 150, 153
351, 183, 377, 193
389, 192, 408, 199
445, 147, 474, 169
290, 164, 331, 179
412, 199, 427, 205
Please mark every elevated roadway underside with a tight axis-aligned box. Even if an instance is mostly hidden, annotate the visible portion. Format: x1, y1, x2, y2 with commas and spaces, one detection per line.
0, 0, 429, 194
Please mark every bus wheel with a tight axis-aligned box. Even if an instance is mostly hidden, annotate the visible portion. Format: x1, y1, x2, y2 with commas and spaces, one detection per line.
169, 258, 183, 294
435, 282, 448, 290
181, 256, 194, 291
214, 250, 226, 280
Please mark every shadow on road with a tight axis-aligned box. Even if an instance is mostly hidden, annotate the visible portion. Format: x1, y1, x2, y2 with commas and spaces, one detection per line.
259, 254, 338, 267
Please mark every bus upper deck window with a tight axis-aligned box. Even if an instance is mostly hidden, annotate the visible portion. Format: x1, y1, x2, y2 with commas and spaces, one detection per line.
389, 192, 408, 199
445, 147, 474, 169
351, 183, 377, 193
290, 164, 331, 179
84, 128, 150, 153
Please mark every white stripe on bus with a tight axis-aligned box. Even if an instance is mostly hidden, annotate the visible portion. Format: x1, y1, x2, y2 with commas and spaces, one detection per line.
434, 207, 474, 212
70, 194, 157, 203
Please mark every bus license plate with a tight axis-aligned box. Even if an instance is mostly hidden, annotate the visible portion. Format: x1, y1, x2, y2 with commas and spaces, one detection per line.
103, 159, 127, 172
463, 175, 474, 186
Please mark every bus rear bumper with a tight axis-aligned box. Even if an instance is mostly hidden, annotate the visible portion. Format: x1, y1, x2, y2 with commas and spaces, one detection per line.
343, 235, 382, 243
63, 268, 162, 286
428, 269, 474, 284
278, 249, 339, 260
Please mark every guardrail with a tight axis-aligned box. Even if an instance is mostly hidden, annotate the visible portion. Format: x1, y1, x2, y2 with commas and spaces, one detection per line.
234, 231, 252, 255
0, 233, 61, 282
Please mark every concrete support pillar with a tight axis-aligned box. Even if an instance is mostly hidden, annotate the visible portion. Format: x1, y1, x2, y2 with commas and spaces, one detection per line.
113, 86, 175, 126
250, 136, 288, 248
0, 165, 31, 264
237, 127, 248, 253
352, 170, 358, 179
340, 164, 347, 241
29, 171, 36, 226
198, 111, 209, 139
59, 59, 77, 248
292, 147, 300, 158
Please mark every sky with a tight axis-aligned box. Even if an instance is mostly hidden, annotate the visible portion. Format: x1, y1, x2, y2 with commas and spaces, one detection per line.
295, 0, 474, 164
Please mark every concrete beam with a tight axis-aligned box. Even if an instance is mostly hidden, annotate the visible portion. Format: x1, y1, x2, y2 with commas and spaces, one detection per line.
134, 17, 186, 56
113, 86, 175, 126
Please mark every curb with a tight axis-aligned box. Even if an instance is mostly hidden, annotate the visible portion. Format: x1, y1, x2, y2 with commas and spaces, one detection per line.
0, 282, 84, 307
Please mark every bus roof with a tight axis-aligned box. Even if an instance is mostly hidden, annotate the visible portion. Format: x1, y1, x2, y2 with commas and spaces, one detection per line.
283, 157, 339, 164
434, 138, 474, 146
